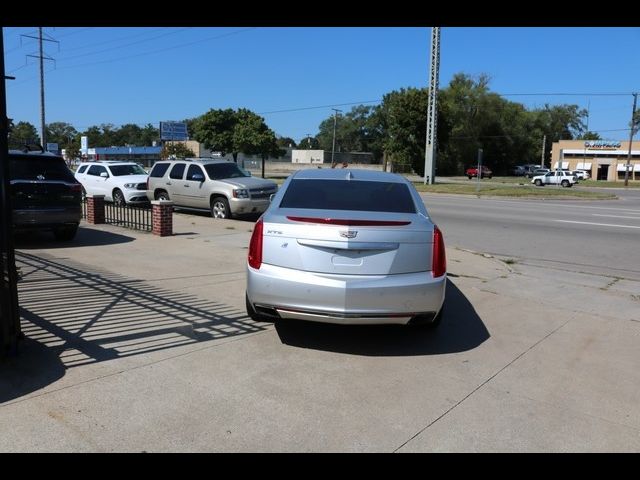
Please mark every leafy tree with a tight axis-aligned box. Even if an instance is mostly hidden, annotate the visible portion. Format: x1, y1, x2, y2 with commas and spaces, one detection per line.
161, 142, 196, 159
45, 122, 78, 148
577, 131, 602, 140
139, 124, 160, 146
82, 126, 103, 148
277, 136, 297, 149
191, 108, 237, 156
297, 136, 319, 149
8, 121, 40, 148
233, 108, 282, 163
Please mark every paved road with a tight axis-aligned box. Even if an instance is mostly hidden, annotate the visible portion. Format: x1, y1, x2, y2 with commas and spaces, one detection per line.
421, 190, 640, 281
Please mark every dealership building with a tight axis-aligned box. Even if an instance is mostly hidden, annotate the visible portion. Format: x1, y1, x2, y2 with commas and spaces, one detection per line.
551, 140, 640, 181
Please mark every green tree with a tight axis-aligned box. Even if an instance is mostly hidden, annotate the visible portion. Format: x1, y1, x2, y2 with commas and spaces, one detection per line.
161, 142, 196, 159
8, 121, 40, 148
577, 131, 602, 140
232, 108, 282, 163
191, 108, 236, 157
316, 105, 383, 161
277, 136, 297, 149
46, 122, 78, 148
139, 124, 159, 146
297, 136, 319, 149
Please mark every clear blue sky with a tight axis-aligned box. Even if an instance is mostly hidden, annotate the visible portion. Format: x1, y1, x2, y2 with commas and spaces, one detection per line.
3, 26, 640, 145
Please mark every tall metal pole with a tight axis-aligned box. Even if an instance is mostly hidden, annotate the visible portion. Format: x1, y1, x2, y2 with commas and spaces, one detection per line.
331, 108, 341, 168
424, 27, 441, 185
624, 93, 637, 187
541, 135, 546, 168
39, 27, 46, 148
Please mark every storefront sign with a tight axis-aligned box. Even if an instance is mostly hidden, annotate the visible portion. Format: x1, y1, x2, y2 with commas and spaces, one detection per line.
584, 140, 621, 149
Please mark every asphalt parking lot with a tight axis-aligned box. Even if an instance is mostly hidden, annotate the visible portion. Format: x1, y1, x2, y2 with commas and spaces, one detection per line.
1, 210, 639, 452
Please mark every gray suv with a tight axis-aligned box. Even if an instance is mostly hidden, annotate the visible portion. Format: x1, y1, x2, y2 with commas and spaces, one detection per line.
146, 159, 278, 219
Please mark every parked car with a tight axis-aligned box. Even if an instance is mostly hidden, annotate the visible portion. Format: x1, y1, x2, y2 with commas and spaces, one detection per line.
572, 170, 590, 180
528, 168, 551, 178
9, 147, 82, 241
75, 161, 149, 205
511, 165, 526, 176
531, 170, 577, 187
245, 169, 446, 327
146, 159, 278, 219
466, 165, 492, 179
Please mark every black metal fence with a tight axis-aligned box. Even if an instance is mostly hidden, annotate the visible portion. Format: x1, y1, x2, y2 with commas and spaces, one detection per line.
81, 197, 152, 232
104, 202, 152, 232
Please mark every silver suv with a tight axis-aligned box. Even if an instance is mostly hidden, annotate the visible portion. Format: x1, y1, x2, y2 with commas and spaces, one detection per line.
146, 159, 278, 219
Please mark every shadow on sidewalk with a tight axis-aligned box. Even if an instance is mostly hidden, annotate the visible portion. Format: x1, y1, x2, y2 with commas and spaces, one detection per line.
14, 225, 135, 249
0, 251, 266, 404
274, 279, 489, 356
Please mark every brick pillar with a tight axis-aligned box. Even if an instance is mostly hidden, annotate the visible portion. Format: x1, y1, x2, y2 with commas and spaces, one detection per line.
152, 200, 173, 237
86, 195, 105, 224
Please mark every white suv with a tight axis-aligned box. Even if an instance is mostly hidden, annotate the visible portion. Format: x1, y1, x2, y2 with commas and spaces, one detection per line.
75, 161, 149, 205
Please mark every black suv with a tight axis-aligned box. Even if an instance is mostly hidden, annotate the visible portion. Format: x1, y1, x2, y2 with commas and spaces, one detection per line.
9, 148, 82, 241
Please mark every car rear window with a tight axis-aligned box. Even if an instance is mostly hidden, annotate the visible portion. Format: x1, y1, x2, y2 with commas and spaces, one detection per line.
279, 179, 416, 213
9, 156, 76, 182
149, 163, 170, 178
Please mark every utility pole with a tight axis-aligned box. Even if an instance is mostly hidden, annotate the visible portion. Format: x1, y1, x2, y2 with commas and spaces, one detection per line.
331, 108, 341, 168
541, 135, 546, 168
624, 93, 637, 187
305, 133, 312, 149
22, 28, 57, 148
424, 27, 441, 185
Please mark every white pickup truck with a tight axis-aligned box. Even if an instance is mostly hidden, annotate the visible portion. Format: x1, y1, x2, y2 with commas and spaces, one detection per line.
531, 170, 577, 187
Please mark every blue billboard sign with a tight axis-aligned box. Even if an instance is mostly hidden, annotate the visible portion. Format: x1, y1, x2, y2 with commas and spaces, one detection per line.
160, 121, 189, 141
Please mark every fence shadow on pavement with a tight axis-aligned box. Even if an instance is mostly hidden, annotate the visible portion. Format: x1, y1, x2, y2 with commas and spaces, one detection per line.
274, 279, 489, 356
14, 225, 136, 250
0, 251, 266, 404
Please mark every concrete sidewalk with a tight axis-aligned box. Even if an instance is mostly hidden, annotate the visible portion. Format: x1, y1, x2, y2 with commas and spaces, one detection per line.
1, 213, 639, 452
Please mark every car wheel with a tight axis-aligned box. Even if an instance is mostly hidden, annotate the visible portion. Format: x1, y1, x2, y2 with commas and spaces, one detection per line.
561, 180, 569, 187
211, 196, 232, 219
468, 175, 472, 180
534, 179, 542, 186
245, 293, 273, 322
410, 305, 444, 329
155, 190, 170, 201
113, 189, 126, 206
53, 225, 78, 241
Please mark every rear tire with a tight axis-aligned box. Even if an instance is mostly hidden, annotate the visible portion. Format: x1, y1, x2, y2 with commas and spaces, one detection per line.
534, 179, 542, 186
53, 225, 78, 241
155, 190, 170, 201
245, 293, 272, 322
410, 305, 443, 329
561, 180, 570, 187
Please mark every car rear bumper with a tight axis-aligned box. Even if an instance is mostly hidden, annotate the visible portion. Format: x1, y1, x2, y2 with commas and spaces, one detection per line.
246, 263, 446, 325
12, 207, 81, 230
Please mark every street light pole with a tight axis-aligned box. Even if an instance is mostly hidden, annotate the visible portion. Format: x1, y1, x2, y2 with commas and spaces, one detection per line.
624, 93, 637, 187
331, 108, 341, 168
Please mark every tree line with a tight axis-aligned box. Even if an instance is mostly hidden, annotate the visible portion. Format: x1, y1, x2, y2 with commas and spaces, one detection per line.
8, 72, 609, 175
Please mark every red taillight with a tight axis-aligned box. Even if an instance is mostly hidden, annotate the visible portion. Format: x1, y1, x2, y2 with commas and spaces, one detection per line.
286, 216, 411, 226
248, 218, 264, 269
432, 225, 446, 278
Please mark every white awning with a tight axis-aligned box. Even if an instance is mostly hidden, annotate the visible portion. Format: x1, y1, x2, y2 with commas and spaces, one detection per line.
575, 162, 592, 170
635, 164, 640, 172
553, 161, 569, 169
617, 164, 633, 172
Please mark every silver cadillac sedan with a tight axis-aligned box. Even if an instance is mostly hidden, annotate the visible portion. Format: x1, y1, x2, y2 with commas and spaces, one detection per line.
245, 168, 446, 327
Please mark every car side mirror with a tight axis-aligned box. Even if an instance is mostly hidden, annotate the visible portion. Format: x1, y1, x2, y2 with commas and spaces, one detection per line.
192, 173, 204, 182
100, 172, 109, 178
